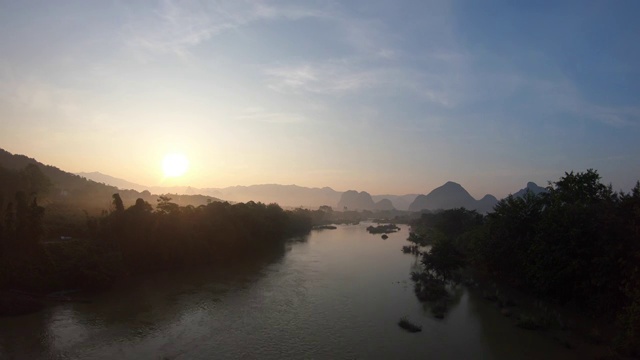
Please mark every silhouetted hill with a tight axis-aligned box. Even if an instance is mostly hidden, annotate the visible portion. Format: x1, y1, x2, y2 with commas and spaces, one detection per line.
408, 181, 499, 213
512, 182, 546, 198
76, 172, 148, 192
0, 148, 118, 209
203, 184, 342, 209
76, 172, 344, 209
198, 186, 413, 211
374, 198, 395, 211
75, 172, 402, 210
337, 190, 376, 211
74, 167, 548, 214
77, 172, 204, 198
477, 194, 499, 213
409, 182, 475, 212
0, 149, 220, 213
75, 169, 546, 214
372, 194, 419, 211
77, 171, 418, 211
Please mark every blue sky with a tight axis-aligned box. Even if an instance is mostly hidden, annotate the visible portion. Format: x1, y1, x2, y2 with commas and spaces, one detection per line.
1, 0, 638, 197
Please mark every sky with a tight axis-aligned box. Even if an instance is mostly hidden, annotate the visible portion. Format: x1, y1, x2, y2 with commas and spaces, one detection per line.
1, 0, 639, 198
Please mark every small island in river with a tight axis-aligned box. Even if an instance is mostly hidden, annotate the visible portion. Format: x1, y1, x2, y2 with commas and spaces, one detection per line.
366, 224, 400, 234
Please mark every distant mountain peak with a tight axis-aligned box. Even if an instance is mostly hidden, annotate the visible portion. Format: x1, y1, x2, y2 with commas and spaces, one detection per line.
409, 181, 497, 213
337, 190, 375, 210
481, 194, 498, 201
513, 182, 546, 198
443, 181, 463, 188
374, 198, 395, 211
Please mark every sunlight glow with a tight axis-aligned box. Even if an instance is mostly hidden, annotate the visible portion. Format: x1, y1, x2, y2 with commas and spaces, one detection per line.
162, 153, 189, 178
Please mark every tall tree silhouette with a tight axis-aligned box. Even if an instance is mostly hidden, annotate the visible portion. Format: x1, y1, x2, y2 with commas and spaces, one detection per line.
112, 193, 124, 213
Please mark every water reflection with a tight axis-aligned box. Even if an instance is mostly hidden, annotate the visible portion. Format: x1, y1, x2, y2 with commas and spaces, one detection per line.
0, 225, 585, 359
0, 307, 53, 358
1, 239, 296, 360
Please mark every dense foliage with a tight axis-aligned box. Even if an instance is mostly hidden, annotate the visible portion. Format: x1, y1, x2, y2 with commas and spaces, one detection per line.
410, 170, 640, 354
98, 195, 312, 272
0, 164, 313, 293
408, 208, 482, 317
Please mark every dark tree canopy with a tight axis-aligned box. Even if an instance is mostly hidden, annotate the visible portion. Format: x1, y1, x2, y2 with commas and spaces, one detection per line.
408, 170, 640, 354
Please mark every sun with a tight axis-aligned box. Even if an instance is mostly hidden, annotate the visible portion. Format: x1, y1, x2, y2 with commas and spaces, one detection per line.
162, 153, 189, 178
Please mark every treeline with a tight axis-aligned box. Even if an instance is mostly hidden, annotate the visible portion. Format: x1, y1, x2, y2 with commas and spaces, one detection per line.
409, 170, 640, 355
0, 165, 313, 292
0, 164, 49, 249
98, 195, 312, 273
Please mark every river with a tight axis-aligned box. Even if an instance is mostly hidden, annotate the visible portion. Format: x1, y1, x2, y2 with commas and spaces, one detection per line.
0, 223, 588, 359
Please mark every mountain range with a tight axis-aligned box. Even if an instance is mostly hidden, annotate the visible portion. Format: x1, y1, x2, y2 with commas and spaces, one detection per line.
76, 172, 423, 211
3, 148, 546, 214
77, 172, 344, 209
77, 171, 546, 213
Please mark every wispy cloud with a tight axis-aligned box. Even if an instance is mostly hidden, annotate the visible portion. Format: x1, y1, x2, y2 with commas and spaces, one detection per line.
262, 52, 470, 109
236, 106, 306, 124
124, 1, 238, 59
0, 64, 126, 134
0, 74, 76, 115
123, 0, 330, 59
118, 0, 640, 128
264, 62, 381, 95
525, 76, 640, 127
582, 105, 640, 127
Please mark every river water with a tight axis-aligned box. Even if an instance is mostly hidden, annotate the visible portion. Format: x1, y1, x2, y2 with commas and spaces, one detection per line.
0, 223, 585, 359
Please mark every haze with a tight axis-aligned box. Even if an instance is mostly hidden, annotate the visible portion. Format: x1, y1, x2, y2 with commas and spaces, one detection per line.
1, 1, 639, 198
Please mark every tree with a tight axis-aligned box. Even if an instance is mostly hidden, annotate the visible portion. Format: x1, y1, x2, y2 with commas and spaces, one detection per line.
544, 169, 611, 206
156, 196, 179, 215
14, 191, 29, 243
526, 170, 620, 304
4, 201, 15, 243
130, 198, 152, 213
479, 191, 543, 282
0, 195, 4, 244
26, 198, 45, 245
112, 193, 124, 213
422, 238, 465, 282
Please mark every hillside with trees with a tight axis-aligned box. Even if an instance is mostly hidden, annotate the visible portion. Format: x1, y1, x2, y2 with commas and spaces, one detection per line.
0, 157, 314, 307
0, 149, 222, 211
